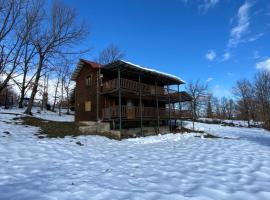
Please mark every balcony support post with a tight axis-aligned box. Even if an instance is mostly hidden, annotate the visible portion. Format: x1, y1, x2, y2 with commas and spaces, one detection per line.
167, 84, 172, 132
118, 66, 122, 135
138, 75, 143, 136
155, 80, 160, 134
167, 85, 172, 132
178, 84, 182, 128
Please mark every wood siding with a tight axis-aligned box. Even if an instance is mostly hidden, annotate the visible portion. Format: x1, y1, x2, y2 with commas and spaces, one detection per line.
75, 64, 103, 121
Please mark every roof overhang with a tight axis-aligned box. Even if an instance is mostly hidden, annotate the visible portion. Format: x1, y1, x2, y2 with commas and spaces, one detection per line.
102, 60, 185, 85
71, 59, 101, 81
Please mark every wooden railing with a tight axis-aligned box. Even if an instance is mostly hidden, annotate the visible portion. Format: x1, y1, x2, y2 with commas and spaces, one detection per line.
102, 78, 180, 97
102, 106, 192, 120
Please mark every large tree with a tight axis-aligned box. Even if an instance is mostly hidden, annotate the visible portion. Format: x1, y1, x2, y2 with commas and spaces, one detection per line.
0, 0, 32, 92
186, 79, 208, 120
254, 70, 270, 130
97, 44, 124, 65
233, 79, 254, 127
24, 1, 88, 115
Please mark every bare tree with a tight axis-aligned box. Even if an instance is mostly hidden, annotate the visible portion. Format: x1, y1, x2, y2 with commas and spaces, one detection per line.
220, 97, 228, 119
97, 44, 125, 65
212, 96, 221, 118
254, 70, 270, 130
226, 99, 235, 120
233, 79, 254, 127
52, 69, 61, 112
57, 60, 73, 116
12, 33, 37, 108
186, 79, 208, 120
0, 0, 39, 92
206, 93, 213, 118
63, 64, 73, 114
24, 1, 88, 115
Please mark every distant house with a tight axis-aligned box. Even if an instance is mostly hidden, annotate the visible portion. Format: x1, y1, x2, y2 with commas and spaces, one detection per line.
72, 59, 192, 137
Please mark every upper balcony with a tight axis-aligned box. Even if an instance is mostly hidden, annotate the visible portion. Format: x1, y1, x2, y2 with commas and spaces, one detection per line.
101, 78, 192, 102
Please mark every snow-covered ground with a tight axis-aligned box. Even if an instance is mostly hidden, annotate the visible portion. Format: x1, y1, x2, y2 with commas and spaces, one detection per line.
198, 118, 262, 127
1, 113, 270, 200
0, 106, 74, 122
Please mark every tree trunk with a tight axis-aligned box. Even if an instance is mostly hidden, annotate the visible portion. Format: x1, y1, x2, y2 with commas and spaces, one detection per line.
24, 56, 44, 115
52, 78, 60, 111
58, 78, 64, 116
18, 86, 26, 108
66, 89, 70, 114
19, 70, 28, 108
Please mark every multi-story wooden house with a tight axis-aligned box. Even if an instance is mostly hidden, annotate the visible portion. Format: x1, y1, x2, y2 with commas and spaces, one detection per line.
72, 59, 192, 137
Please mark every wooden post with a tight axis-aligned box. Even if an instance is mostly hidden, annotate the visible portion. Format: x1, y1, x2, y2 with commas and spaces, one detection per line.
155, 80, 160, 134
167, 85, 172, 132
139, 75, 143, 136
96, 68, 99, 121
173, 102, 176, 128
177, 84, 182, 128
118, 67, 122, 135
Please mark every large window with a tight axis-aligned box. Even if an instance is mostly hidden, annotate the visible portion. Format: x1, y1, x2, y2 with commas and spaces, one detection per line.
85, 75, 92, 86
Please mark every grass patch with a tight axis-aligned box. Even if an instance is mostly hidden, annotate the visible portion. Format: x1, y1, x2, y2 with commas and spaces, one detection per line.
194, 133, 221, 139
175, 126, 237, 140
174, 127, 204, 134
19, 116, 82, 138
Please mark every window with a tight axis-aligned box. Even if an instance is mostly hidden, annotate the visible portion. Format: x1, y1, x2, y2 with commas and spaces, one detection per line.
85, 101, 92, 112
85, 75, 92, 86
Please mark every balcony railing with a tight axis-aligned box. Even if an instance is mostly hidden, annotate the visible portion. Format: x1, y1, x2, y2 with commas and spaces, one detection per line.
102, 106, 192, 120
102, 78, 180, 97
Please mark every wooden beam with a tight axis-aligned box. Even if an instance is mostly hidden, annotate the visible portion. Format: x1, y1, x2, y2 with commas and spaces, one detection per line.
167, 85, 172, 132
139, 75, 143, 136
118, 66, 122, 135
178, 84, 182, 128
155, 80, 160, 134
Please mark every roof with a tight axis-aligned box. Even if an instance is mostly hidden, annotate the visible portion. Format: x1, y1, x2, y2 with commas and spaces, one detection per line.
102, 60, 185, 85
71, 59, 101, 80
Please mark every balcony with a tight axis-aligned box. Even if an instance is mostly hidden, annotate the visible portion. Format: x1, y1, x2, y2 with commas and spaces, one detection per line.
102, 106, 192, 121
102, 78, 192, 101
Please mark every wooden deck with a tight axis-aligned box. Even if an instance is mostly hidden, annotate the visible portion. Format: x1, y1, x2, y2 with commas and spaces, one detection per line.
102, 106, 192, 121
102, 78, 192, 102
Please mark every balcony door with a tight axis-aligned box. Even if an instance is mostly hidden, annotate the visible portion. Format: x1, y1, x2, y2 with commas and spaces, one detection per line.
126, 99, 135, 119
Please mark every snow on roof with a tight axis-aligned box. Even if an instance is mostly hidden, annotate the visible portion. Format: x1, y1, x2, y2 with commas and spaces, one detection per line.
120, 60, 185, 84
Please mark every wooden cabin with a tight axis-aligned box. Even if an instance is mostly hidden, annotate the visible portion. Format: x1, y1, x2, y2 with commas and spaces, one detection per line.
72, 59, 192, 137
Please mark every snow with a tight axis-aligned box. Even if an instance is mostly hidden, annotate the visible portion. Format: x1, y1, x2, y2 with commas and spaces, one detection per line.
198, 118, 262, 127
0, 107, 74, 122
1, 113, 270, 200
121, 60, 185, 83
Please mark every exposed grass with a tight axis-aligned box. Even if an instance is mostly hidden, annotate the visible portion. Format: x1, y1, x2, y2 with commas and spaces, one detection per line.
19, 116, 82, 138
175, 126, 237, 140
18, 116, 121, 140
174, 127, 204, 134
194, 133, 221, 139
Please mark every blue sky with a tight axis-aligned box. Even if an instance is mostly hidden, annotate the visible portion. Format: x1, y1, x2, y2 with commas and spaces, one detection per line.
63, 0, 270, 97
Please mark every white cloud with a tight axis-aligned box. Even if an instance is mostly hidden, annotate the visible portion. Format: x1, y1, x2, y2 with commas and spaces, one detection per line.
206, 77, 213, 83
228, 1, 252, 47
199, 0, 219, 13
247, 33, 264, 42
256, 58, 270, 71
212, 84, 232, 98
223, 52, 231, 61
205, 50, 216, 61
